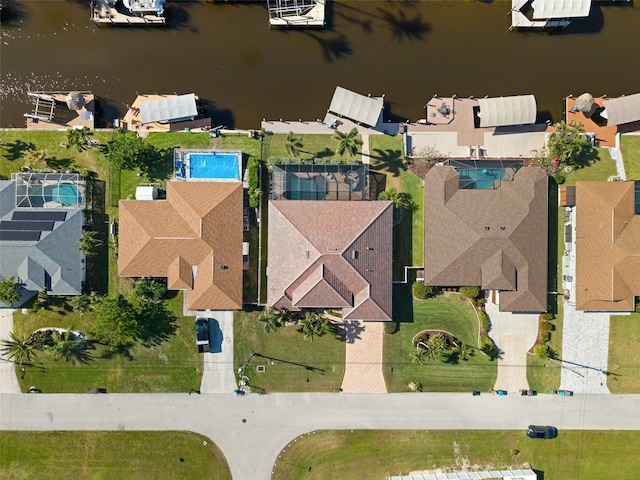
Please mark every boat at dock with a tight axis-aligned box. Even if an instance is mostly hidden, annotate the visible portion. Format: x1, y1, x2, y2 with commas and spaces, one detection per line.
90, 0, 165, 26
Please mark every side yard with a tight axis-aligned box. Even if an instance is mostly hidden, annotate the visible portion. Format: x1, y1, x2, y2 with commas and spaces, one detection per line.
608, 313, 640, 393
620, 134, 640, 180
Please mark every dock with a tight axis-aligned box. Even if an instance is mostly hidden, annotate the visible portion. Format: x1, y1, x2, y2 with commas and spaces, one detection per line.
509, 0, 574, 31
24, 91, 95, 130
90, 0, 165, 26
267, 0, 325, 28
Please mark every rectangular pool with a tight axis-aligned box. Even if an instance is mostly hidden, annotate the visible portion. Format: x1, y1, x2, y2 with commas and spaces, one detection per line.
188, 152, 241, 180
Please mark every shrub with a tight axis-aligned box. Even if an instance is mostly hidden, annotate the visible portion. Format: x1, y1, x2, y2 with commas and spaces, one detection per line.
539, 330, 551, 343
540, 312, 554, 321
459, 286, 480, 300
539, 321, 554, 332
476, 297, 485, 308
534, 344, 551, 359
412, 281, 433, 299
478, 310, 490, 334
552, 173, 565, 185
132, 277, 167, 303
479, 335, 497, 359
384, 321, 399, 335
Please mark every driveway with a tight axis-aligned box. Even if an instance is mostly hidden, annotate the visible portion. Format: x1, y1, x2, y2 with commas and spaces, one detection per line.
485, 296, 539, 393
199, 311, 237, 394
560, 303, 620, 394
0, 309, 21, 394
341, 320, 386, 393
2, 392, 640, 480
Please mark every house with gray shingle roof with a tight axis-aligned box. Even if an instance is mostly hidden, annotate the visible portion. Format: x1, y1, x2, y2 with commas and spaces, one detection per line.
0, 176, 86, 306
267, 200, 393, 321
423, 160, 548, 313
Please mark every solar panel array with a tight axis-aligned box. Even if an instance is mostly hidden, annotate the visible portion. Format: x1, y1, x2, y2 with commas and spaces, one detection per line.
0, 211, 67, 242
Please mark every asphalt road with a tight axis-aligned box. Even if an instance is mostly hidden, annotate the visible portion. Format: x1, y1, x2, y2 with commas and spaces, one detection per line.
2, 392, 640, 479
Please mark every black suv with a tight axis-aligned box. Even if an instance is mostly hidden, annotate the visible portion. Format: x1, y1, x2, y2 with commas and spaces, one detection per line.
195, 317, 210, 353
526, 425, 558, 439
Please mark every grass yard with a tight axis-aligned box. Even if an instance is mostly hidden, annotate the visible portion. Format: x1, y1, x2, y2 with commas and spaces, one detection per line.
234, 310, 345, 393
271, 429, 640, 480
608, 313, 640, 393
0, 431, 230, 480
621, 134, 640, 180
263, 133, 361, 163
561, 148, 617, 185
369, 135, 424, 277
11, 292, 203, 393
384, 292, 497, 392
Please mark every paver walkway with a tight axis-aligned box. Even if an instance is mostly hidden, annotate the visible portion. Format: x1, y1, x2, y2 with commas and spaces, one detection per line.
0, 309, 21, 394
200, 310, 238, 394
340, 320, 387, 393
485, 296, 539, 393
361, 133, 370, 164
560, 303, 619, 394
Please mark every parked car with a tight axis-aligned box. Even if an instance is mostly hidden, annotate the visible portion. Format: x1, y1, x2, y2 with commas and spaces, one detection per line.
526, 425, 558, 439
195, 317, 210, 353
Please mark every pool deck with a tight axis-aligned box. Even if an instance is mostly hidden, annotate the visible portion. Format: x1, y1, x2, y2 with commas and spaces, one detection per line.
174, 149, 242, 182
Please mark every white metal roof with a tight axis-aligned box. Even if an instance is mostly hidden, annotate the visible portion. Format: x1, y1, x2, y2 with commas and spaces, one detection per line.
601, 93, 640, 126
531, 0, 591, 19
477, 95, 537, 128
328, 86, 383, 127
139, 94, 198, 124
388, 469, 538, 480
135, 186, 158, 201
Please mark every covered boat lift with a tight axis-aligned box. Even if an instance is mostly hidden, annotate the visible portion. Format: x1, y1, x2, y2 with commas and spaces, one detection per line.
477, 95, 537, 128
267, 0, 325, 28
139, 93, 198, 124
601, 93, 640, 126
509, 0, 591, 30
328, 86, 384, 128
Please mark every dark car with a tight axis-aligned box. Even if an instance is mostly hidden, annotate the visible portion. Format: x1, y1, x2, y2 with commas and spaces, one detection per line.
526, 425, 558, 439
195, 317, 210, 353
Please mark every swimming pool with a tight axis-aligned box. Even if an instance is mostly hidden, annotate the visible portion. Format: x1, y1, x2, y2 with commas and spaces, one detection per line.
187, 152, 241, 180
43, 183, 81, 206
459, 168, 505, 190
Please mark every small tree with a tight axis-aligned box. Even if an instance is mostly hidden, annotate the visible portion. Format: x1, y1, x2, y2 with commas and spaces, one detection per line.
533, 344, 551, 360
0, 277, 20, 306
131, 277, 167, 303
408, 145, 446, 169
453, 342, 474, 361
547, 121, 597, 170
93, 295, 140, 349
105, 132, 154, 171
412, 281, 433, 300
66, 127, 93, 152
459, 286, 480, 300
480, 335, 497, 359
384, 321, 399, 335
426, 333, 447, 359
79, 230, 100, 257
378, 187, 413, 210
333, 128, 362, 157
539, 330, 551, 343
411, 347, 429, 365
285, 131, 304, 158
71, 294, 92, 315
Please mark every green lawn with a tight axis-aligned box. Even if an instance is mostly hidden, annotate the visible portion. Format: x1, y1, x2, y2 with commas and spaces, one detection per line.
0, 431, 230, 479
608, 313, 640, 393
271, 429, 640, 480
11, 292, 203, 393
369, 135, 424, 277
263, 133, 361, 162
620, 134, 640, 180
384, 292, 497, 392
562, 148, 617, 185
233, 310, 345, 393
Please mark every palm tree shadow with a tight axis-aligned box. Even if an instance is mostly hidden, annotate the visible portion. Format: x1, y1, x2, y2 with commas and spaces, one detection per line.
299, 31, 352, 62
1, 140, 35, 160
369, 148, 404, 177
377, 8, 431, 41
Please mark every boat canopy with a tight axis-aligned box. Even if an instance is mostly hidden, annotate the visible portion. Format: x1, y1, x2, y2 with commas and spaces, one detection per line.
601, 93, 640, 126
139, 94, 198, 124
477, 95, 537, 128
328, 86, 383, 127
531, 0, 591, 19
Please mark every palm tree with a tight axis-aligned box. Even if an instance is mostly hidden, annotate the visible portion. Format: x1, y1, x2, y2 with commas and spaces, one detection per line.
298, 312, 323, 342
79, 230, 101, 257
66, 127, 93, 152
453, 342, 474, 361
411, 347, 429, 365
259, 307, 281, 333
0, 332, 36, 367
71, 294, 92, 315
0, 276, 20, 306
51, 334, 90, 364
285, 131, 304, 158
333, 128, 362, 157
377, 187, 413, 210
426, 333, 447, 359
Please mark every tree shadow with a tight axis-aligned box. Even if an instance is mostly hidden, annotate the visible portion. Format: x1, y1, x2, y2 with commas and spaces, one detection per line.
296, 30, 353, 63
369, 148, 404, 177
197, 99, 235, 130
377, 8, 431, 42
1, 139, 35, 160
338, 320, 366, 344
141, 147, 174, 181
47, 156, 76, 171
443, 351, 459, 365
313, 147, 334, 159
95, 98, 122, 129
137, 301, 178, 347
393, 283, 414, 324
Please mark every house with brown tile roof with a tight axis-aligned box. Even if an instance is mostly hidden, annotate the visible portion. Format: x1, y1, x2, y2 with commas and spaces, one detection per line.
575, 181, 640, 311
118, 181, 243, 310
267, 200, 393, 321
423, 161, 548, 312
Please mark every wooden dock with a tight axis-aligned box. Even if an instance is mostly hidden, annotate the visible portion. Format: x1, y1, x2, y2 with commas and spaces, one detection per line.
90, 0, 165, 26
267, 0, 325, 28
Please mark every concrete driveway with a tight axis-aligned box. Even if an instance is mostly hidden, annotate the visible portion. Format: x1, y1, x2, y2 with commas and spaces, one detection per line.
0, 309, 21, 394
341, 320, 386, 393
485, 296, 539, 393
199, 311, 237, 394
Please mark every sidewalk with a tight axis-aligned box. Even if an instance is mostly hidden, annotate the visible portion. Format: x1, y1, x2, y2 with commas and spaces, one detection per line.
340, 320, 387, 393
0, 309, 21, 394
200, 311, 237, 394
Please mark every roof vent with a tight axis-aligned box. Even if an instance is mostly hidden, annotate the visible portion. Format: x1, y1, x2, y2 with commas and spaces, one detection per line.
499, 225, 506, 231
483, 225, 490, 231
366, 247, 374, 251
352, 250, 358, 259
328, 247, 338, 252
305, 250, 310, 258
219, 265, 229, 270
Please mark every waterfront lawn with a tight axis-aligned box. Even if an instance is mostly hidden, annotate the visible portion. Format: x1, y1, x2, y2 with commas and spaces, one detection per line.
271, 430, 640, 480
383, 292, 497, 393
263, 133, 360, 162
608, 313, 640, 393
621, 134, 640, 180
11, 292, 203, 393
234, 310, 345, 393
369, 135, 424, 277
562, 148, 617, 185
0, 431, 230, 480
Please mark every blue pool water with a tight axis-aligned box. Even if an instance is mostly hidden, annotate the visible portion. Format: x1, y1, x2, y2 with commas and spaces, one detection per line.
43, 183, 81, 206
459, 168, 505, 190
188, 152, 240, 180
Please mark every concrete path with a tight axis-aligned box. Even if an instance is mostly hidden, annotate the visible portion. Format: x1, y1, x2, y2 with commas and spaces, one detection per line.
361, 133, 371, 165
2, 392, 640, 480
341, 320, 386, 393
0, 309, 21, 394
200, 311, 237, 394
560, 303, 619, 394
485, 297, 539, 393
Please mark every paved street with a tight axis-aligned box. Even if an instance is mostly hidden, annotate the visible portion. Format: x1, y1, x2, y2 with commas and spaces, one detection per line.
3, 392, 640, 480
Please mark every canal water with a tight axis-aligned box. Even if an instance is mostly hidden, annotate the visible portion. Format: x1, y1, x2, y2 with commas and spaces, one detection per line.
1, 1, 640, 128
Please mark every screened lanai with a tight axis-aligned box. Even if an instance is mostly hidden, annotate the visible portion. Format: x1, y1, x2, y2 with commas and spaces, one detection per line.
444, 159, 523, 190
11, 173, 84, 208
270, 163, 369, 201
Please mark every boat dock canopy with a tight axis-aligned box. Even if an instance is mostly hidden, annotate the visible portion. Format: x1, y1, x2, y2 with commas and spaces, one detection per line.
477, 95, 537, 128
328, 86, 383, 128
532, 0, 591, 19
601, 93, 640, 126
139, 93, 198, 124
